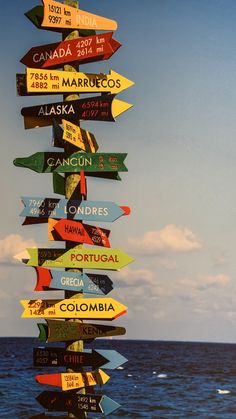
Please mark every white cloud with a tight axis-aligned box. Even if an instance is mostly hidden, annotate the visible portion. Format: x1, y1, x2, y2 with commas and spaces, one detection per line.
128, 224, 202, 254
196, 274, 231, 290
0, 234, 37, 265
118, 267, 154, 287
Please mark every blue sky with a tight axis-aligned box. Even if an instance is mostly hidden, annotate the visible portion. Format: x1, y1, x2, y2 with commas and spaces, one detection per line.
1, 0, 236, 341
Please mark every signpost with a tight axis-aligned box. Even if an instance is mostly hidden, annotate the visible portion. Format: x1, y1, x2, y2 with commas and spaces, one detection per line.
35, 368, 110, 391
21, 94, 133, 128
34, 267, 113, 294
20, 32, 121, 69
20, 196, 130, 222
20, 246, 134, 269
33, 347, 127, 369
20, 297, 127, 320
14, 151, 128, 173
36, 391, 121, 415
15, 0, 134, 416
38, 319, 126, 342
48, 218, 111, 247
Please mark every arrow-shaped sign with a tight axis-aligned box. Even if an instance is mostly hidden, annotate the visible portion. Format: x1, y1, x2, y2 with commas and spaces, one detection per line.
36, 391, 121, 415
14, 151, 128, 173
20, 32, 121, 69
38, 319, 126, 342
41, 0, 117, 31
33, 347, 107, 369
24, 68, 134, 95
33, 347, 127, 369
21, 94, 133, 129
53, 119, 99, 153
35, 368, 110, 391
34, 267, 113, 295
48, 219, 111, 247
20, 196, 130, 223
20, 297, 127, 320
19, 246, 134, 270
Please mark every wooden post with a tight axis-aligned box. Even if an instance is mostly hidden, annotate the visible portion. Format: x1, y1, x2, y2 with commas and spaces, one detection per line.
63, 1, 87, 418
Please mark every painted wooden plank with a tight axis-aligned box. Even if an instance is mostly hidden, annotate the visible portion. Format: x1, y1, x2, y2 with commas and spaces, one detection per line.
36, 391, 121, 415
34, 267, 113, 294
18, 246, 134, 270
33, 347, 127, 369
48, 219, 111, 247
52, 119, 99, 152
20, 196, 130, 222
20, 297, 127, 320
20, 32, 121, 69
24, 68, 134, 95
13, 151, 128, 173
33, 347, 108, 369
35, 369, 110, 391
21, 94, 133, 128
42, 0, 117, 31
38, 319, 126, 342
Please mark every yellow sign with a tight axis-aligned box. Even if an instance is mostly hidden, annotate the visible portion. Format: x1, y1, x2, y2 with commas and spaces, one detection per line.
62, 119, 98, 152
61, 369, 109, 391
20, 297, 127, 320
42, 0, 118, 31
26, 68, 134, 95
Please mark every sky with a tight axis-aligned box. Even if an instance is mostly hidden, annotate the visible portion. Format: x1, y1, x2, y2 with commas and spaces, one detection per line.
1, 0, 236, 342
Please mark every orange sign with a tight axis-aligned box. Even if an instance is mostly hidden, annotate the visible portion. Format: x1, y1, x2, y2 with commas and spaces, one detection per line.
42, 0, 118, 31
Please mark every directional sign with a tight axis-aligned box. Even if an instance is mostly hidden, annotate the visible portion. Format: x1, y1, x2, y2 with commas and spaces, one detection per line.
52, 119, 99, 152
33, 347, 127, 369
34, 267, 113, 294
14, 151, 128, 173
21, 246, 134, 270
33, 347, 107, 369
21, 32, 121, 69
20, 196, 131, 223
36, 391, 121, 415
25, 5, 95, 37
21, 94, 133, 129
42, 0, 117, 31
25, 68, 134, 95
38, 319, 126, 342
35, 369, 110, 391
20, 297, 127, 320
48, 219, 111, 247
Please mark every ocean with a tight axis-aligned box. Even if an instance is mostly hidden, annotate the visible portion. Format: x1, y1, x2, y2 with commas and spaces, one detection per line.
1, 338, 236, 418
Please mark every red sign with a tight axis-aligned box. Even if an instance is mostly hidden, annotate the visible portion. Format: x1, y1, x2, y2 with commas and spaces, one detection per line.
20, 32, 121, 69
48, 218, 111, 247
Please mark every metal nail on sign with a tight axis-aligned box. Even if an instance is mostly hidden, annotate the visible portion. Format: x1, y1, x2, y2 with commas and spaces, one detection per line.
48, 219, 111, 247
34, 267, 113, 295
20, 196, 130, 222
21, 94, 133, 129
19, 246, 134, 270
14, 151, 128, 173
20, 297, 127, 320
35, 369, 110, 391
38, 319, 126, 342
41, 0, 118, 31
36, 391, 121, 415
25, 68, 134, 95
20, 32, 121, 69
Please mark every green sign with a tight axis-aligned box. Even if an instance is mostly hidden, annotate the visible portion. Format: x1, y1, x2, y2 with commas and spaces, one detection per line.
14, 152, 128, 173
